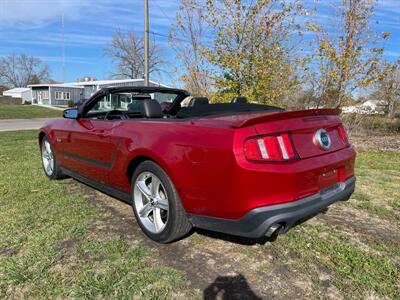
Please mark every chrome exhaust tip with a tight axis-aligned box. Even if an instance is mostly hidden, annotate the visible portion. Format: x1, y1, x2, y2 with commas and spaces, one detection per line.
265, 224, 283, 238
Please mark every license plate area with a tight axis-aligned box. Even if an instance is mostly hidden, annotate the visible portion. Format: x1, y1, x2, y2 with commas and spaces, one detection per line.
318, 168, 338, 190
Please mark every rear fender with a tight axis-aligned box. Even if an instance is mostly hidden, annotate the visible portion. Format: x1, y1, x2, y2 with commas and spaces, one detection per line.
125, 148, 180, 189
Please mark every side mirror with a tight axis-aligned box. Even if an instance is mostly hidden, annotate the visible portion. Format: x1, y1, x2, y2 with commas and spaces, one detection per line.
63, 108, 79, 119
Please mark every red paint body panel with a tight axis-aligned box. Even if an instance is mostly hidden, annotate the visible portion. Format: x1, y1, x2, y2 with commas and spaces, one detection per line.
40, 109, 356, 220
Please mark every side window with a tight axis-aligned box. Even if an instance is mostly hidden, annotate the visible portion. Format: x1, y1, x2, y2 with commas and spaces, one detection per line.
86, 93, 137, 116
88, 95, 111, 113
119, 94, 131, 110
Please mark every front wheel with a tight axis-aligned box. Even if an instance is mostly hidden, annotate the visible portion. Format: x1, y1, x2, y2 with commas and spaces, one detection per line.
41, 136, 65, 180
131, 161, 192, 243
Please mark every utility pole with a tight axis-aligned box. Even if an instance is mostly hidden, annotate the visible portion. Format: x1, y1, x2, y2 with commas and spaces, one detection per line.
144, 0, 149, 86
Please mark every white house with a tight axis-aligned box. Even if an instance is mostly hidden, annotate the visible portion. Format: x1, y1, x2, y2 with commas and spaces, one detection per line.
2, 87, 32, 103
28, 78, 166, 106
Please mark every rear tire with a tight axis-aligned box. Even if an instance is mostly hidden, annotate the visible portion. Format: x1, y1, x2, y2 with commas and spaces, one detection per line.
41, 136, 65, 180
131, 161, 192, 243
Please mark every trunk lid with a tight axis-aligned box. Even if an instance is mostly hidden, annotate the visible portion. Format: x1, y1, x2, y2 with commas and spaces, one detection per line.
232, 109, 348, 159
286, 125, 345, 159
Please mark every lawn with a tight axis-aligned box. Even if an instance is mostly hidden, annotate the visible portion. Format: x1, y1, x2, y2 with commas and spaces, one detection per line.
260, 148, 400, 298
0, 131, 194, 299
0, 105, 61, 119
0, 130, 399, 299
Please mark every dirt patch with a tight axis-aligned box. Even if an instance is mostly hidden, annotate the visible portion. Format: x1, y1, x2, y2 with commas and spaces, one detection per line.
68, 173, 399, 299
69, 182, 331, 299
0, 247, 19, 256
56, 237, 81, 251
349, 133, 400, 152
321, 204, 400, 245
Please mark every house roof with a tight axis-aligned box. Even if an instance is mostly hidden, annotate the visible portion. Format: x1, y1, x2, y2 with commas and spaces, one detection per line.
64, 78, 166, 87
65, 78, 144, 86
3, 87, 30, 93
28, 84, 85, 89
28, 79, 166, 88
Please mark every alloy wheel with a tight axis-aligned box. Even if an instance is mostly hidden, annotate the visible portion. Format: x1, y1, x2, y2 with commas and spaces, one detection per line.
42, 140, 54, 176
133, 171, 169, 233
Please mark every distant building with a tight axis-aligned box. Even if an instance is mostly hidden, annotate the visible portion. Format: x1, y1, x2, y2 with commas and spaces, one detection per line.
28, 79, 166, 106
342, 100, 387, 115
2, 87, 32, 103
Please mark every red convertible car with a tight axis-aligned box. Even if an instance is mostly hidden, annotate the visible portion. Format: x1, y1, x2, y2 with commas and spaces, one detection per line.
39, 86, 356, 243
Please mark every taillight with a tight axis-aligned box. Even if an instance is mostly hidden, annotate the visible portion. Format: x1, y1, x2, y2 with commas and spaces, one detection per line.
244, 133, 296, 162
337, 125, 349, 145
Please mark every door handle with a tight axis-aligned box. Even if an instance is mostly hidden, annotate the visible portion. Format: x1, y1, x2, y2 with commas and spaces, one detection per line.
93, 130, 113, 137
102, 130, 113, 137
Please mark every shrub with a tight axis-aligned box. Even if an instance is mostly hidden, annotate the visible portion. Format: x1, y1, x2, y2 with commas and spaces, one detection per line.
342, 113, 400, 134
67, 100, 76, 108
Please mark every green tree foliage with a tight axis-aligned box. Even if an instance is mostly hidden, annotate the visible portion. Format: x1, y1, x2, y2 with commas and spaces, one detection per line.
308, 0, 390, 108
173, 0, 309, 105
204, 0, 308, 105
172, 0, 392, 110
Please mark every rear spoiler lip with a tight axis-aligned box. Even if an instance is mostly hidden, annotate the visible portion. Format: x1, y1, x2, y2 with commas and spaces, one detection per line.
230, 108, 341, 128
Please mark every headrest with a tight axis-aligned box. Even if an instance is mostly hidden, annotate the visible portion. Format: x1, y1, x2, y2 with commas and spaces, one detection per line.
231, 96, 247, 104
188, 97, 209, 107
141, 99, 163, 118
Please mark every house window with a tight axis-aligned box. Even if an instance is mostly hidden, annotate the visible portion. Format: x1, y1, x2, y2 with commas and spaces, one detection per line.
56, 91, 70, 100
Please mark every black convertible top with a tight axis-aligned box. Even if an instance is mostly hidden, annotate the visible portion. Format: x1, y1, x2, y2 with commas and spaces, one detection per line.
79, 86, 284, 119
176, 103, 284, 118
98, 86, 190, 96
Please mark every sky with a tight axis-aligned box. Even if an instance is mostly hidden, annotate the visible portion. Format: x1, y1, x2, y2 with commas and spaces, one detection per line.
0, 0, 399, 87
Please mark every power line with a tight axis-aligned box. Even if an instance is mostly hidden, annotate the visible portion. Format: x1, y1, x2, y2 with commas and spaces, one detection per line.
153, 0, 176, 25
149, 31, 182, 43
151, 0, 215, 43
150, 30, 214, 47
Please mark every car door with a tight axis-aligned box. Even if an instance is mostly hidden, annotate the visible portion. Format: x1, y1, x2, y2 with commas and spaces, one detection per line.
60, 93, 122, 185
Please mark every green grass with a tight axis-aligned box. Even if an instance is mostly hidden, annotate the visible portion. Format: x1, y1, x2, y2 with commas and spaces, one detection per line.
269, 224, 399, 299
0, 104, 61, 119
0, 130, 191, 299
1, 130, 399, 299
257, 149, 400, 299
351, 150, 400, 220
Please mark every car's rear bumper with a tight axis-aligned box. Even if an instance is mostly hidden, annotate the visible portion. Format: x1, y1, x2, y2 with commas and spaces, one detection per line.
188, 176, 355, 239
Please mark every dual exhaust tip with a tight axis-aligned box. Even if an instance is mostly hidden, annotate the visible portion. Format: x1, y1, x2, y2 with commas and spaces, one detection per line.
265, 208, 330, 239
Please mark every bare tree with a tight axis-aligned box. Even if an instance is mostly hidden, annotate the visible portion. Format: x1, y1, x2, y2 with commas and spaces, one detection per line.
104, 28, 166, 79
374, 60, 400, 118
0, 54, 50, 88
171, 0, 212, 96
0, 85, 8, 94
